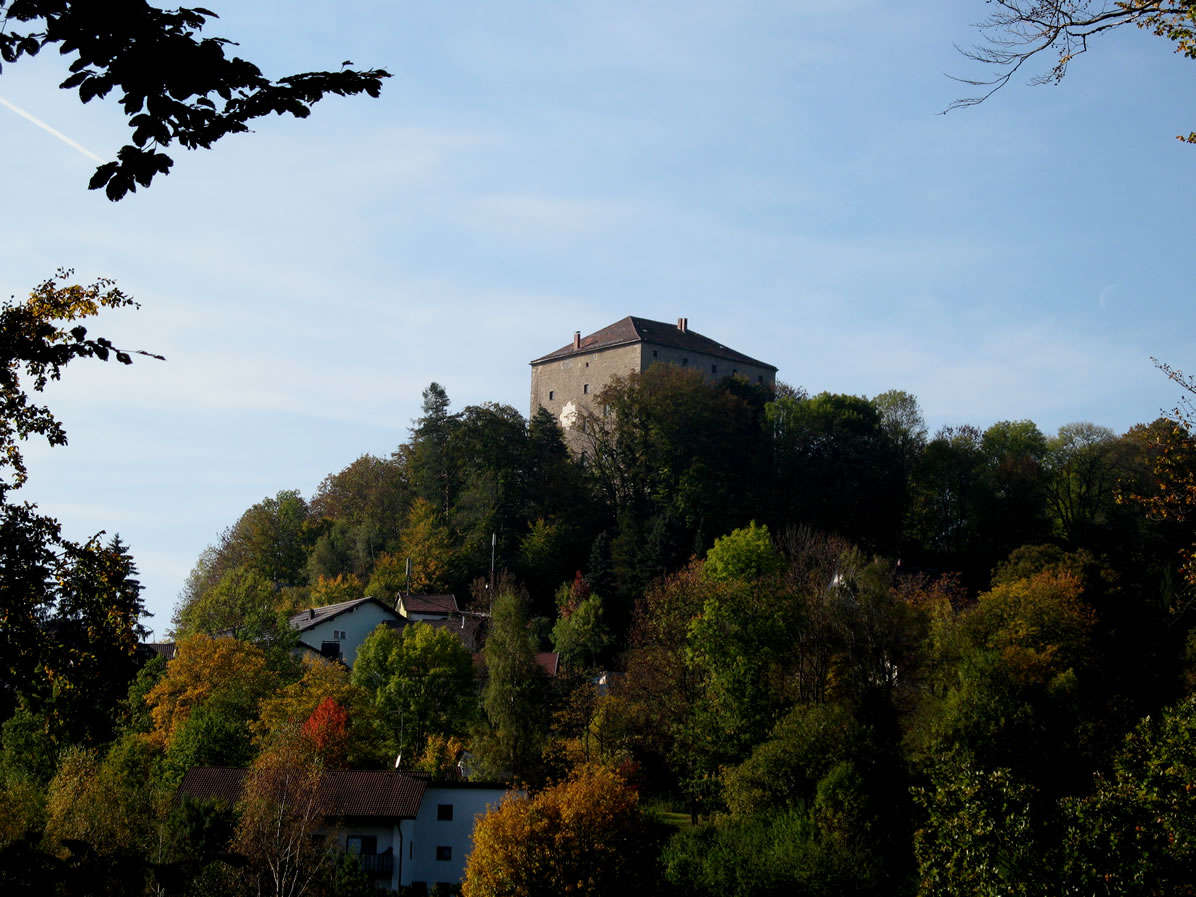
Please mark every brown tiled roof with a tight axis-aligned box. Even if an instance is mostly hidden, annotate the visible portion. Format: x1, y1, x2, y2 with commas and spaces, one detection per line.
178, 768, 429, 819
535, 652, 560, 677
287, 597, 400, 633
400, 594, 459, 615
139, 641, 178, 662
322, 770, 427, 817
422, 615, 484, 651
178, 767, 247, 805
530, 316, 776, 371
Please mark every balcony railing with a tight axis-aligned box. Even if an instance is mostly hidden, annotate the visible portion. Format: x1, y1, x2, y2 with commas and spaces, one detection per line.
355, 852, 394, 877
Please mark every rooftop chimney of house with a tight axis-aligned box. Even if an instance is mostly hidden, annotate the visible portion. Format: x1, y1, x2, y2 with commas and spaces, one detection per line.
677, 317, 688, 333
573, 331, 581, 349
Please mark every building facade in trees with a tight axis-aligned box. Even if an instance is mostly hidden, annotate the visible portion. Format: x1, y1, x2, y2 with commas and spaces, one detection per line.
529, 316, 776, 448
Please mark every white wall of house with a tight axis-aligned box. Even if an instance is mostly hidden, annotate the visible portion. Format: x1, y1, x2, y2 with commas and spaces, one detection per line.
405, 784, 507, 889
300, 603, 398, 667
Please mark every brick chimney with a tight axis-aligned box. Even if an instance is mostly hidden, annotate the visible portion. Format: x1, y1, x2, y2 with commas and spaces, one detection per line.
677, 317, 688, 333
573, 330, 581, 349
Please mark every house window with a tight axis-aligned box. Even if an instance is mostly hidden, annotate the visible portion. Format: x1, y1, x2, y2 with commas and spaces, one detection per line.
711, 364, 717, 373
436, 846, 452, 861
732, 369, 738, 376
681, 357, 688, 366
583, 384, 589, 394
346, 835, 377, 856
333, 629, 347, 640
653, 349, 658, 357
437, 804, 454, 821
758, 375, 763, 384
548, 390, 554, 400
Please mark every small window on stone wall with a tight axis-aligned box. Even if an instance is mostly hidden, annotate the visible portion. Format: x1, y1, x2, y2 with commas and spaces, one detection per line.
548, 390, 554, 400
583, 384, 589, 394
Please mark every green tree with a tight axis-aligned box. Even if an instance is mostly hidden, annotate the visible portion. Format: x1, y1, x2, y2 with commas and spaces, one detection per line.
768, 391, 904, 553
475, 592, 549, 781
351, 623, 474, 762
912, 756, 1049, 897
1060, 693, 1196, 895
552, 592, 612, 674
703, 521, 784, 584
0, 1, 390, 198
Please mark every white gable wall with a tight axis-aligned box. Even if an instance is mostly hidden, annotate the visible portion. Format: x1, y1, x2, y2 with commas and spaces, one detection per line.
406, 784, 507, 888
298, 602, 398, 667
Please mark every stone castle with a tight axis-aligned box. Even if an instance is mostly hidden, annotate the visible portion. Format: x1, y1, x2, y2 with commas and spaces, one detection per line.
529, 315, 777, 441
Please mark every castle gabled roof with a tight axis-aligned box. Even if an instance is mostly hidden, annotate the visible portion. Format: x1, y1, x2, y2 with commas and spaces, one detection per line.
530, 316, 776, 371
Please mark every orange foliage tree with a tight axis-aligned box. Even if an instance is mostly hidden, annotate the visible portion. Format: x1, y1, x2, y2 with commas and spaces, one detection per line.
253, 656, 381, 766
144, 633, 277, 748
462, 764, 657, 897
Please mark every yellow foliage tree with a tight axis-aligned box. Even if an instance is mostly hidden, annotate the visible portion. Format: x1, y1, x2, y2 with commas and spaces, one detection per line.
145, 634, 277, 748
462, 764, 655, 897
308, 573, 363, 606
252, 656, 381, 766
397, 498, 454, 593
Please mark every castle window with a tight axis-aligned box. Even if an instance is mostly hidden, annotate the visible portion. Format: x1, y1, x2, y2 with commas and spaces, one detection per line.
585, 361, 589, 367
583, 384, 589, 394
548, 390, 554, 401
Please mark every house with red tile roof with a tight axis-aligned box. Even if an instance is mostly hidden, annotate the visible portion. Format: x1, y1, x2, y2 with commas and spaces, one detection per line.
179, 767, 507, 892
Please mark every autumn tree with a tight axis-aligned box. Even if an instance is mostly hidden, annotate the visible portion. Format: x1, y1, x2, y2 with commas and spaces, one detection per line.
145, 633, 277, 749
0, 272, 155, 736
949, 1, 1196, 142
0, 1, 390, 198
397, 498, 455, 593
235, 729, 329, 897
255, 656, 380, 767
462, 764, 657, 897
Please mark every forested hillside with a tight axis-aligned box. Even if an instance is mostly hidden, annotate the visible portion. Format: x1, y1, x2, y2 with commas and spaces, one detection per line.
6, 356, 1196, 896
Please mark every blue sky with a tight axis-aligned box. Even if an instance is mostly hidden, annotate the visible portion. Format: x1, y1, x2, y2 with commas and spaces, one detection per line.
3, 1, 1195, 632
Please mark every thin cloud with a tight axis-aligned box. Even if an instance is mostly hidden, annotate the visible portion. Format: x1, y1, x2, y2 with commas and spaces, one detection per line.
0, 94, 104, 162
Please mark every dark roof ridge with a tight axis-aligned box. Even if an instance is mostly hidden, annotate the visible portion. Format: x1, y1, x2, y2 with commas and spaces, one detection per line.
530, 315, 776, 370
288, 596, 400, 632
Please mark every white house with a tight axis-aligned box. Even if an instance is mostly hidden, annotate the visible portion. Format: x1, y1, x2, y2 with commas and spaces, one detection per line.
179, 768, 508, 892
287, 597, 405, 668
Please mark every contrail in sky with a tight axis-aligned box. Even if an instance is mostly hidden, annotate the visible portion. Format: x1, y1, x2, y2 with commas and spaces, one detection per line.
0, 94, 104, 162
